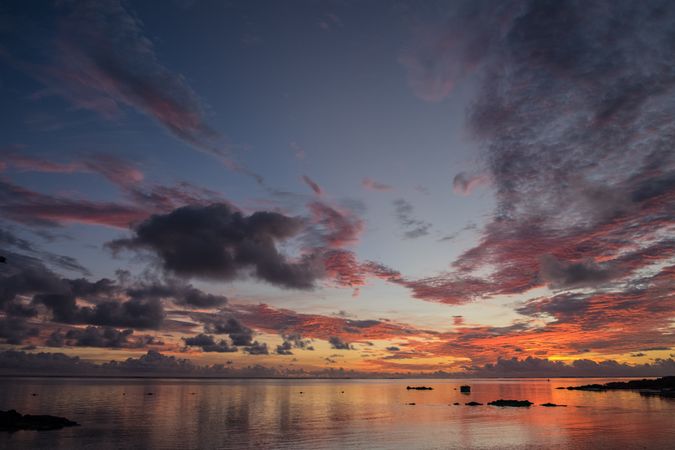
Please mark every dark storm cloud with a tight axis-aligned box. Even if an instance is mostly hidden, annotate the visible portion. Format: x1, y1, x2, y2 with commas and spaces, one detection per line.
34, 294, 165, 329
345, 320, 381, 328
64, 326, 132, 348
329, 336, 353, 350
126, 278, 228, 309
516, 293, 589, 320
183, 333, 237, 353
538, 255, 616, 289
109, 203, 323, 289
282, 333, 312, 349
203, 317, 254, 346
275, 332, 313, 355
0, 253, 231, 343
275, 340, 293, 355
393, 199, 431, 239
243, 341, 269, 355
45, 330, 65, 347
0, 318, 39, 345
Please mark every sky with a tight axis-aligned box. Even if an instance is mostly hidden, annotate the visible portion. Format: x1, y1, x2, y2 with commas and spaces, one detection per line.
0, 0, 673, 377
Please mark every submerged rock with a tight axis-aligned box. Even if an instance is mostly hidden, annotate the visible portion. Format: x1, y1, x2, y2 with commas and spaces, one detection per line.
487, 399, 533, 407
541, 403, 567, 407
0, 410, 79, 432
406, 386, 433, 390
460, 385, 471, 393
465, 401, 483, 406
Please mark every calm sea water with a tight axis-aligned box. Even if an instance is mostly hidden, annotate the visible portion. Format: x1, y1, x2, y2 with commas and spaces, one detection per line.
0, 377, 673, 449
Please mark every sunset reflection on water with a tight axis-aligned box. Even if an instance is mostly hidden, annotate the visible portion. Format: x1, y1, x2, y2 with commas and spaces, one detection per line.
1, 377, 673, 449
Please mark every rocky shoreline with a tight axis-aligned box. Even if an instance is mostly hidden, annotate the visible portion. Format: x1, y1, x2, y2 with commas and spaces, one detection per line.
0, 410, 79, 432
559, 376, 675, 398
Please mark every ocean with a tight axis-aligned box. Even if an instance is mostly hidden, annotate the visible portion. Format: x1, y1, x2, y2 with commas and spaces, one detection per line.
1, 377, 673, 449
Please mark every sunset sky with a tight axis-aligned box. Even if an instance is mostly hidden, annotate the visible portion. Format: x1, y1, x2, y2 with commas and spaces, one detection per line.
0, 0, 673, 376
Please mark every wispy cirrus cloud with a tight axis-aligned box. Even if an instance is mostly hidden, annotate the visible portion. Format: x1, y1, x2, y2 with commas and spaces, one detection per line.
0, 177, 147, 228
0, 152, 227, 228
301, 175, 323, 196
2, 0, 264, 182
1, 151, 144, 185
361, 178, 392, 192
34, 0, 219, 153
452, 172, 489, 196
393, 198, 431, 239
389, 0, 675, 309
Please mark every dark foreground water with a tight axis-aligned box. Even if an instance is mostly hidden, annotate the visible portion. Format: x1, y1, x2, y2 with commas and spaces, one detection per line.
0, 377, 673, 449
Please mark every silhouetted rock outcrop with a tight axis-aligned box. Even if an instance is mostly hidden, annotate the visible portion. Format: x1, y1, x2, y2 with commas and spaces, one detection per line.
487, 399, 533, 407
563, 376, 675, 397
541, 402, 566, 407
460, 385, 471, 393
0, 410, 79, 431
406, 386, 433, 390
465, 401, 482, 406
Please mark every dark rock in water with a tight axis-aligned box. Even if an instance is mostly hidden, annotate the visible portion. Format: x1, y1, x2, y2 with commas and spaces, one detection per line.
465, 401, 483, 406
453, 402, 460, 405
406, 402, 416, 405
555, 387, 566, 390
639, 389, 675, 398
460, 385, 471, 393
146, 392, 154, 396
0, 410, 79, 432
541, 403, 566, 407
563, 376, 675, 398
406, 386, 433, 390
487, 399, 533, 407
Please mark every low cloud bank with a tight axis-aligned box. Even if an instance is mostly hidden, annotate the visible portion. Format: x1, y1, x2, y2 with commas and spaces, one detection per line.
0, 351, 671, 378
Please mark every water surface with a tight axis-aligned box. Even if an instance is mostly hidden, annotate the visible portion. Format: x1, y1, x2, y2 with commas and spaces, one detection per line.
1, 377, 673, 449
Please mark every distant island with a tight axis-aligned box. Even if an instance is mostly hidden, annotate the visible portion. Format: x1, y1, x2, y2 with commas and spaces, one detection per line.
560, 376, 675, 397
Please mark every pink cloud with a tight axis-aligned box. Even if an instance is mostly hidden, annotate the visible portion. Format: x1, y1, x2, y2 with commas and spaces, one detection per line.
301, 175, 322, 196
452, 172, 489, 195
362, 177, 392, 192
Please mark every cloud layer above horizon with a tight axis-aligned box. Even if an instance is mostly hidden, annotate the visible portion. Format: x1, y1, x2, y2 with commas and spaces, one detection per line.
0, 0, 673, 376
